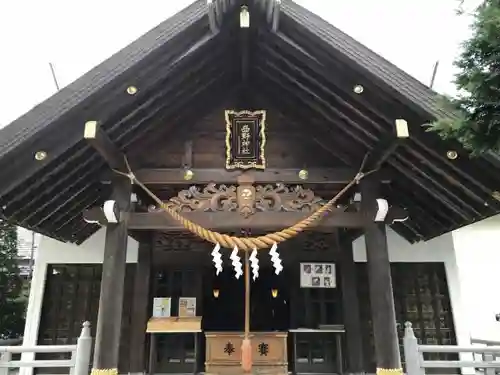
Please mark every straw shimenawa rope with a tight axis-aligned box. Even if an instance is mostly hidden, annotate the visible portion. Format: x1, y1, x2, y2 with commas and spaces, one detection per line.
114, 155, 375, 251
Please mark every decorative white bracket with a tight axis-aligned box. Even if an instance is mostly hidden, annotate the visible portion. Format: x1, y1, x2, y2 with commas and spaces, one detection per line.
103, 200, 120, 223
374, 198, 389, 222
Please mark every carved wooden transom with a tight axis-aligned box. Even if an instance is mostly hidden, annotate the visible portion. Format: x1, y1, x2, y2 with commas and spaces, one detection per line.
153, 231, 332, 253
154, 232, 212, 252
155, 183, 326, 214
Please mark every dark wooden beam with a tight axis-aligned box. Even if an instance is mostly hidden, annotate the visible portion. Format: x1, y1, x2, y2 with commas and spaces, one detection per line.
92, 175, 131, 374
127, 209, 402, 231
337, 233, 365, 373
129, 210, 365, 230
360, 176, 401, 372
108, 168, 391, 185
84, 120, 127, 171
129, 238, 153, 373
364, 119, 408, 171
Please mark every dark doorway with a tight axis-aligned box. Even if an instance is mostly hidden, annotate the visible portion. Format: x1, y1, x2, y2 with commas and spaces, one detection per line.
203, 266, 245, 331
250, 266, 290, 331
202, 266, 290, 332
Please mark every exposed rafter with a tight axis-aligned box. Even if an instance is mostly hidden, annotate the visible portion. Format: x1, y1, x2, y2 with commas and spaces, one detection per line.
271, 0, 281, 32
207, 0, 219, 34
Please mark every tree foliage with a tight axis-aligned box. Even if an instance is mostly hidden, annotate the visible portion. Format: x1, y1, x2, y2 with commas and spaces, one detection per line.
0, 220, 25, 339
431, 0, 500, 155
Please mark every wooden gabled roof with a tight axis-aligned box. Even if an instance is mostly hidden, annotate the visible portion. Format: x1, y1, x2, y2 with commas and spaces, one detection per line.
0, 0, 499, 244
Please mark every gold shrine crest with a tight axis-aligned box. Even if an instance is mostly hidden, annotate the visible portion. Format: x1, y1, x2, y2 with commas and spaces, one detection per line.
225, 110, 266, 170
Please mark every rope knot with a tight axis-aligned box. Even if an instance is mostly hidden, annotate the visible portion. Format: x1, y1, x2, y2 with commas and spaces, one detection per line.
127, 172, 136, 184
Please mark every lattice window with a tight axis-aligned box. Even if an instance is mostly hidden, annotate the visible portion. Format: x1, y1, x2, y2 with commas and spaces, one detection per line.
357, 262, 457, 373
37, 264, 135, 374
294, 279, 343, 373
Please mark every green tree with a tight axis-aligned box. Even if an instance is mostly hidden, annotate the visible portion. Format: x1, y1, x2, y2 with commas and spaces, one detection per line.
431, 0, 500, 155
0, 221, 25, 339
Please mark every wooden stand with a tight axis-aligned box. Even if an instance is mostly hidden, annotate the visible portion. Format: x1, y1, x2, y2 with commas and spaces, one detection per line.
146, 317, 202, 375
205, 331, 288, 375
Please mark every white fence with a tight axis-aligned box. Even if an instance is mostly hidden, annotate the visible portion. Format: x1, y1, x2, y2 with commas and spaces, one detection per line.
404, 321, 500, 375
0, 322, 91, 375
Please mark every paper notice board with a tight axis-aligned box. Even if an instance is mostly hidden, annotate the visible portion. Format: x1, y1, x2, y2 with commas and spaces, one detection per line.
300, 263, 336, 288
178, 297, 197, 317
152, 297, 172, 318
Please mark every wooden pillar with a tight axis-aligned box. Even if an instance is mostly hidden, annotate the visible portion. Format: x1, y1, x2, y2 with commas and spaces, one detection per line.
360, 177, 402, 375
338, 233, 365, 374
92, 175, 131, 375
129, 237, 153, 374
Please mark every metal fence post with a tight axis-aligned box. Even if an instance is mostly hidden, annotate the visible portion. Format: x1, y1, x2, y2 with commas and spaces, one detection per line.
73, 321, 92, 375
0, 352, 11, 375
403, 322, 425, 375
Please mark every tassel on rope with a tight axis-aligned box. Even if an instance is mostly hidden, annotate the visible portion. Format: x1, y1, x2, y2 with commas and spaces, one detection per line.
241, 338, 252, 373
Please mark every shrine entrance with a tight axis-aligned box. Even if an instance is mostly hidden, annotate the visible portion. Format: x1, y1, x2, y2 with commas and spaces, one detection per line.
82, 108, 414, 375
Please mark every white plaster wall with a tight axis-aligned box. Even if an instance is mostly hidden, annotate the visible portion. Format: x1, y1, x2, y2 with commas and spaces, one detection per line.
37, 228, 138, 264
452, 215, 500, 342
353, 227, 454, 262
20, 229, 138, 375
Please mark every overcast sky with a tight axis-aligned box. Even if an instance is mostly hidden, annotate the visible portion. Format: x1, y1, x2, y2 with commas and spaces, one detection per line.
0, 0, 481, 128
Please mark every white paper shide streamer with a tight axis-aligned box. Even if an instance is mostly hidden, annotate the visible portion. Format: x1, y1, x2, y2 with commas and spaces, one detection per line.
230, 246, 243, 279
211, 243, 223, 275
249, 248, 259, 281
269, 243, 283, 275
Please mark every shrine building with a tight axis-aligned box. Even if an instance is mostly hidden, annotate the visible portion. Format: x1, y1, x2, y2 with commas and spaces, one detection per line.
1, 1, 500, 375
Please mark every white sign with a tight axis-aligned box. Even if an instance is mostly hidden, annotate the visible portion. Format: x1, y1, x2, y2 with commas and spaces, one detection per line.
178, 297, 197, 317
300, 263, 336, 288
152, 297, 171, 318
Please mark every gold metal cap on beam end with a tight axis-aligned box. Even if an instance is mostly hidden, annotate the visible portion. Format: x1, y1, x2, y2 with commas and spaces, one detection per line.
353, 84, 364, 94
126, 86, 138, 95
184, 169, 194, 180
446, 150, 458, 160
84, 120, 99, 139
395, 119, 409, 138
298, 169, 308, 180
34, 150, 47, 161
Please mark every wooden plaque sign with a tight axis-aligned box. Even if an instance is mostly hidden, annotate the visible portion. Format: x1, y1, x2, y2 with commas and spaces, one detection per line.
225, 110, 266, 170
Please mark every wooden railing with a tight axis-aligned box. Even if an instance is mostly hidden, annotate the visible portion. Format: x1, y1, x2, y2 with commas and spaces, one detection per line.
0, 322, 91, 375
404, 322, 500, 375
